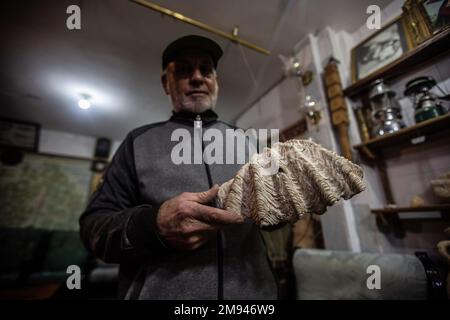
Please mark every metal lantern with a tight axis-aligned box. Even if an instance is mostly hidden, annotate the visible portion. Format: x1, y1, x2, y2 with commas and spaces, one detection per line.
404, 76, 445, 123
369, 79, 405, 136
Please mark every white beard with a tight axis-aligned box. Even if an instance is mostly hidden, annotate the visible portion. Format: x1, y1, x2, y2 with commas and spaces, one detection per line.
170, 87, 218, 114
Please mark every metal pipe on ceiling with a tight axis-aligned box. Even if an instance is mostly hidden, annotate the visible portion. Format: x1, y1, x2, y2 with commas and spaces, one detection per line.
131, 0, 271, 56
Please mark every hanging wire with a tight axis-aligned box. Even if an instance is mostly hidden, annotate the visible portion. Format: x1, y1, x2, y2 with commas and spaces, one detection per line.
231, 1, 313, 123
238, 0, 299, 106
237, 43, 258, 87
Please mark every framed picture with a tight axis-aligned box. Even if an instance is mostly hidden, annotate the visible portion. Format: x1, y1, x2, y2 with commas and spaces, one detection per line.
420, 0, 450, 34
351, 16, 414, 83
402, 0, 434, 45
0, 118, 40, 152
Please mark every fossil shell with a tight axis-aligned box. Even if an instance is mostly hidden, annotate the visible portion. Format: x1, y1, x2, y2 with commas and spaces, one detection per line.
217, 139, 366, 227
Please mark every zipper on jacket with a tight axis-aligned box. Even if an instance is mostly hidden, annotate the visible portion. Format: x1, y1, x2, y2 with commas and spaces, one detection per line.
195, 114, 224, 301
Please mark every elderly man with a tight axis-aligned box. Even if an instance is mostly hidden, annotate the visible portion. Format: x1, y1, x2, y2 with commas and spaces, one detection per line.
79, 35, 277, 300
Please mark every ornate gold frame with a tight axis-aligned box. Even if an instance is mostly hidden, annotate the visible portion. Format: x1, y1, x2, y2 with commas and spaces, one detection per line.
402, 0, 433, 46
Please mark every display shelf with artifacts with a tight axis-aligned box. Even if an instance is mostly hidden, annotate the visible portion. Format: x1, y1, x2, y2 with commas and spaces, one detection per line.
343, 13, 450, 224
353, 73, 450, 145
354, 112, 450, 160
353, 112, 450, 221
344, 25, 450, 99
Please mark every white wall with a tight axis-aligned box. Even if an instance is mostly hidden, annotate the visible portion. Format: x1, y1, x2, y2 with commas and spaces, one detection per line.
39, 128, 121, 160
236, 77, 303, 131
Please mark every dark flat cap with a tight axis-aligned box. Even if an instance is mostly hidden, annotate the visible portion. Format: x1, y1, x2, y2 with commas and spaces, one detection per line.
162, 35, 223, 70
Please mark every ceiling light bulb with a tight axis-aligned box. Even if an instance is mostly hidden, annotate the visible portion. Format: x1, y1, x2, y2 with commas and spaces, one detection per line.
78, 99, 91, 109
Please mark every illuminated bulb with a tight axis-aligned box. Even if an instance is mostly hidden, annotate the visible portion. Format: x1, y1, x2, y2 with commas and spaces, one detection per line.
78, 99, 91, 109
304, 95, 316, 108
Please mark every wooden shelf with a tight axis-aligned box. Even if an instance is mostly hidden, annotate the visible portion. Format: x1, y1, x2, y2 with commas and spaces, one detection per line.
353, 113, 450, 160
344, 27, 450, 99
343, 27, 450, 226
371, 204, 450, 214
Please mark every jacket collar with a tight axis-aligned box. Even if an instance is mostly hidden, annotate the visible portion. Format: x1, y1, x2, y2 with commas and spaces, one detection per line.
169, 109, 218, 125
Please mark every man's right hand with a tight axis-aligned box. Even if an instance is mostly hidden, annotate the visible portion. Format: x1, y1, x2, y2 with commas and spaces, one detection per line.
156, 185, 244, 251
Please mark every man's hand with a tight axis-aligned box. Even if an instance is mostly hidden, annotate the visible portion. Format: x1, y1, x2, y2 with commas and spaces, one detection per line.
156, 185, 244, 251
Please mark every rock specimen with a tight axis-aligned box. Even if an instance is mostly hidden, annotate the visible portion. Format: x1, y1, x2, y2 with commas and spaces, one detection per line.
217, 139, 365, 227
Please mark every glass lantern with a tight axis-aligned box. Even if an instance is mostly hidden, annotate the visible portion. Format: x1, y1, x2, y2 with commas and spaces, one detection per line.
369, 79, 405, 136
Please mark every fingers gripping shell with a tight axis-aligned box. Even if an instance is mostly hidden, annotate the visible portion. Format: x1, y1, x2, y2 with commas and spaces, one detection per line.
217, 139, 366, 227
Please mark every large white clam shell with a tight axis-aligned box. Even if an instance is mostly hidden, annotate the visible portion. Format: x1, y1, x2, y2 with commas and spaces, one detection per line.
217, 139, 366, 227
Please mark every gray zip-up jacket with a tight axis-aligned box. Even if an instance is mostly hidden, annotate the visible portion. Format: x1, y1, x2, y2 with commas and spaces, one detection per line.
79, 110, 277, 299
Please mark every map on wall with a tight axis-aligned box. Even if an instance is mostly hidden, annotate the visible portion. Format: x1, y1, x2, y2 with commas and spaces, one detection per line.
0, 152, 92, 231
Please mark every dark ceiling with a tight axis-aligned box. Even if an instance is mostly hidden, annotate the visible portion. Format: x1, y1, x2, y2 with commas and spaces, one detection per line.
1, 0, 391, 140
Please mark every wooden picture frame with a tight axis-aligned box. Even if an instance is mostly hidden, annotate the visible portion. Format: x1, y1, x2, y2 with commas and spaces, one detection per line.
402, 0, 434, 46
0, 117, 40, 152
419, 0, 450, 34
351, 16, 414, 83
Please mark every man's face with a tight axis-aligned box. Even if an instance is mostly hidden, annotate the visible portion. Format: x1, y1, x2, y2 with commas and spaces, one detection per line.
162, 49, 219, 114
